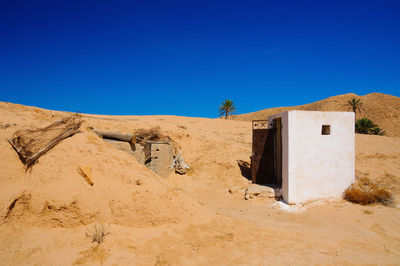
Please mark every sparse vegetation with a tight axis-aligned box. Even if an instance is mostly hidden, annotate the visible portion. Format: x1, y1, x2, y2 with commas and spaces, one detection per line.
85, 221, 110, 245
2, 94, 400, 264
343, 98, 386, 136
344, 177, 392, 206
218, 99, 236, 119
355, 118, 385, 136
355, 118, 376, 134
346, 98, 364, 115
370, 126, 386, 136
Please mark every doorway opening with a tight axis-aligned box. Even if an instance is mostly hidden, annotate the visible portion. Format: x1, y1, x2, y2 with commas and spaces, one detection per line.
250, 118, 282, 187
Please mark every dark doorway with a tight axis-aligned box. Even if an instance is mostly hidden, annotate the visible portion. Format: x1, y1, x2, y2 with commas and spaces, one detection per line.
250, 119, 282, 187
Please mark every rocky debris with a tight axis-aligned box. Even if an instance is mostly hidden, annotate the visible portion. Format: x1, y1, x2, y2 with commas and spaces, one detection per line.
228, 187, 244, 194
271, 201, 305, 212
171, 152, 190, 175
78, 166, 94, 186
244, 184, 275, 200
136, 179, 143, 185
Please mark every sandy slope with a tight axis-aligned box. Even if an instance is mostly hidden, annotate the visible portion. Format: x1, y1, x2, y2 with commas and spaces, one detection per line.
0, 101, 400, 265
237, 93, 400, 137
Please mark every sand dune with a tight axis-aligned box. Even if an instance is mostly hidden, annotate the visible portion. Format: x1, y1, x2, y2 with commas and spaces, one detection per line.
0, 101, 400, 265
237, 93, 400, 137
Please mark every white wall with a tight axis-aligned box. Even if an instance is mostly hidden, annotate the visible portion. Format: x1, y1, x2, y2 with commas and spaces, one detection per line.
269, 111, 355, 204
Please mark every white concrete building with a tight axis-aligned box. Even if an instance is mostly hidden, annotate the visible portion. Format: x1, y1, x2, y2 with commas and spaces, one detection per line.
251, 111, 355, 204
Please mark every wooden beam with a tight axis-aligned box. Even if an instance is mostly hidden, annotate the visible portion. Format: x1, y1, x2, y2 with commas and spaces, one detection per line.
93, 130, 133, 142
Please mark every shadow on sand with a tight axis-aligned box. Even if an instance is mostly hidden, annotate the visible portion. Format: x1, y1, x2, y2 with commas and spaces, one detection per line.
236, 160, 251, 181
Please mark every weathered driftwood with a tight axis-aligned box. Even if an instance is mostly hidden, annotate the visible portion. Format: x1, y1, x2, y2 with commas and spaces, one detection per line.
93, 130, 133, 142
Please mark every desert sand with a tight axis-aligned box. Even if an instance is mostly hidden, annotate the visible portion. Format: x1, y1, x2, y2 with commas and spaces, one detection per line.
0, 101, 400, 265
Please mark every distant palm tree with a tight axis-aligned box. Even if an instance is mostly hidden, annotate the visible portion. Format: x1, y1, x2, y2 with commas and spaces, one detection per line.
219, 99, 236, 119
346, 98, 364, 115
355, 118, 376, 134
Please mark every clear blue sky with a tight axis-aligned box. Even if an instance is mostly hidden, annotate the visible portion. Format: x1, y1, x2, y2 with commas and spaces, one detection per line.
1, 0, 399, 117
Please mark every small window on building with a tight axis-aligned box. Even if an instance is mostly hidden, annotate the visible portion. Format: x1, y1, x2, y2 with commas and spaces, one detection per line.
321, 125, 331, 135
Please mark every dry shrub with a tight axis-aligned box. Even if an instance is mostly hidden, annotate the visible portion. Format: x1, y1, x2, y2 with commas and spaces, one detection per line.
8, 114, 82, 168
133, 126, 179, 163
85, 221, 110, 245
134, 126, 165, 141
344, 177, 393, 206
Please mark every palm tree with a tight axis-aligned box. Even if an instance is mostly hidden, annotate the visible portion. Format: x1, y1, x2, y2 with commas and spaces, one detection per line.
355, 118, 376, 134
346, 98, 364, 115
370, 127, 386, 136
218, 99, 236, 119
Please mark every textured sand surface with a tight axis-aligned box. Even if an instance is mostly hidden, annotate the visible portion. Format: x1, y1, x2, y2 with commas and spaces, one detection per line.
0, 101, 400, 265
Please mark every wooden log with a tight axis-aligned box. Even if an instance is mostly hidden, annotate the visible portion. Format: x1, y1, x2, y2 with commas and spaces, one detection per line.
93, 129, 170, 144
93, 130, 133, 142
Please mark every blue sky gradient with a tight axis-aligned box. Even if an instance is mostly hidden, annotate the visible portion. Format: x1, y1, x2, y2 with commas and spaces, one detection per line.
1, 0, 399, 117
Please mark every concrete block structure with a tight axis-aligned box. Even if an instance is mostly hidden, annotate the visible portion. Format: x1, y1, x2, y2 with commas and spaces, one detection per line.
148, 143, 175, 178
251, 111, 355, 204
105, 139, 174, 178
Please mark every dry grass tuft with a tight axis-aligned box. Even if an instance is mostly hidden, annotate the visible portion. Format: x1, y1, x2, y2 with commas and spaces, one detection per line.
85, 221, 110, 245
344, 177, 393, 206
